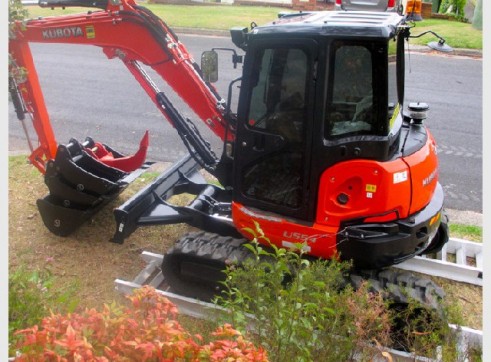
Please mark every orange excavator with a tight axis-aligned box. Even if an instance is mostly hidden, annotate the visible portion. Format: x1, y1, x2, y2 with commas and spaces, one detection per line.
9, 0, 450, 306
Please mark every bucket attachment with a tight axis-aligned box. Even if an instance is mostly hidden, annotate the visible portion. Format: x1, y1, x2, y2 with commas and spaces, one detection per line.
84, 130, 150, 172
37, 133, 153, 237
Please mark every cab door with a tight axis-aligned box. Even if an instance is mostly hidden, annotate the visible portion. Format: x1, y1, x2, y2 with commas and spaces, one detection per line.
233, 39, 317, 220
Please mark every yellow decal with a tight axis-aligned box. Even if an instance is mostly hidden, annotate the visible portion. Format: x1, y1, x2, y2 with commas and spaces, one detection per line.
389, 103, 400, 129
366, 184, 377, 192
86, 25, 95, 39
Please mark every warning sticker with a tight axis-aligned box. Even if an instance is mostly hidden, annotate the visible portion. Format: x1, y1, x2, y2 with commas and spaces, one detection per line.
393, 171, 408, 184
86, 25, 95, 39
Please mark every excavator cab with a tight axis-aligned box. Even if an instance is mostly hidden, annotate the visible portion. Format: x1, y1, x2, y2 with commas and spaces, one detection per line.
229, 12, 448, 269
233, 14, 400, 217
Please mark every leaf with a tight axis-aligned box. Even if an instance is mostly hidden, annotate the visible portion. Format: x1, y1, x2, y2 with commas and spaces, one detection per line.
54, 324, 86, 351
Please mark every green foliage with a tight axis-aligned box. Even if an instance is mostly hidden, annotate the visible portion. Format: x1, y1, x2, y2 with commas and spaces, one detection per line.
8, 0, 29, 81
9, 265, 80, 355
438, 0, 467, 21
214, 224, 393, 362
9, 0, 29, 23
387, 299, 478, 361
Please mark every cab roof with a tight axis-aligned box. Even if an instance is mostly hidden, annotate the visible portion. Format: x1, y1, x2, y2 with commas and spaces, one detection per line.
254, 11, 404, 39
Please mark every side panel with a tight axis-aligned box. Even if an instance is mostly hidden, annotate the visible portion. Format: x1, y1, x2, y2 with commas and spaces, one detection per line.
404, 132, 439, 215
314, 132, 439, 228
315, 158, 411, 227
232, 202, 339, 260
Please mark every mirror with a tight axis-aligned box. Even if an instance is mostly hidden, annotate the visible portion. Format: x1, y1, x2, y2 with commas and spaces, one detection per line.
427, 40, 453, 53
407, 29, 454, 53
201, 50, 219, 83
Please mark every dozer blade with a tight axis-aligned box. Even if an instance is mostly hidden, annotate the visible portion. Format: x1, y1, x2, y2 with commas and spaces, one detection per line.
37, 134, 153, 237
111, 154, 240, 244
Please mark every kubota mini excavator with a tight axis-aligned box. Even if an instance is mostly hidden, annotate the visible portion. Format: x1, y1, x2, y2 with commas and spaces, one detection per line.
9, 0, 449, 308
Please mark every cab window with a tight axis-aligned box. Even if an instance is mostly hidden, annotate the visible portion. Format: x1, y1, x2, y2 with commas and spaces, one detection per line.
241, 47, 310, 208
247, 48, 307, 143
325, 42, 386, 138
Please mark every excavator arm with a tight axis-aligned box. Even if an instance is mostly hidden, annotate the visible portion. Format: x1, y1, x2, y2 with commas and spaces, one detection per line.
9, 0, 232, 174
9, 0, 237, 237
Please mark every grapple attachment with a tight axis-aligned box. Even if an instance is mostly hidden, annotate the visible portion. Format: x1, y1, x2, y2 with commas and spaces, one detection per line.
37, 132, 153, 236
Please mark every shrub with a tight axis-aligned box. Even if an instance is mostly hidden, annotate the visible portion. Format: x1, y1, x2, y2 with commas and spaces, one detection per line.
213, 223, 475, 361
8, 0, 28, 24
9, 265, 79, 356
213, 224, 393, 362
12, 285, 268, 361
438, 0, 467, 21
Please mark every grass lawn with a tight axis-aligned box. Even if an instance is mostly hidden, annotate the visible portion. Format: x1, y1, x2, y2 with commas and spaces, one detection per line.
407, 18, 482, 49
24, 3, 283, 30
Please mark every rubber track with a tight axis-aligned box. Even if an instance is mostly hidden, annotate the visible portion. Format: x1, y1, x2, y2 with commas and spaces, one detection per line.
349, 268, 445, 311
162, 231, 251, 301
163, 231, 446, 312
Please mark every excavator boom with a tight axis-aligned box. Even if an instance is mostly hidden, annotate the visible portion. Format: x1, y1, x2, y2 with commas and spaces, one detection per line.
9, 0, 232, 173
9, 0, 236, 235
